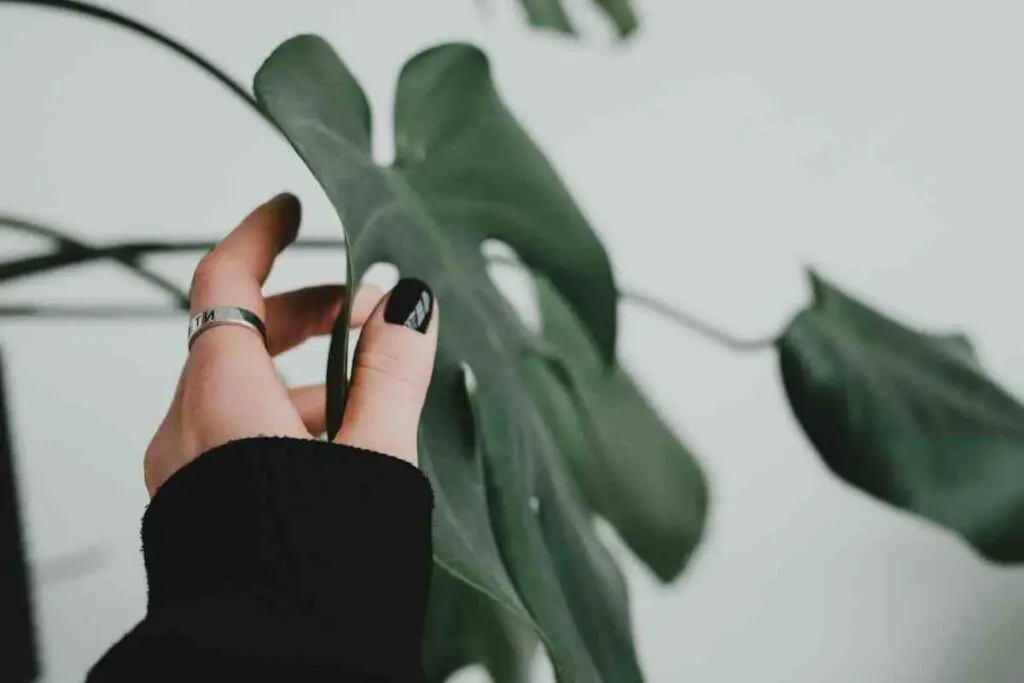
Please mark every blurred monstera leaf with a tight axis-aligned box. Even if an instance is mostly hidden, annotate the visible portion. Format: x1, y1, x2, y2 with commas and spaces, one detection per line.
527, 271, 709, 581
254, 35, 657, 681
519, 0, 639, 39
778, 271, 1024, 563
422, 561, 535, 682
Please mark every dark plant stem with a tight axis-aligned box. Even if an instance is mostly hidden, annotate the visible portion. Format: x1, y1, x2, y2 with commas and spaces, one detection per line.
486, 253, 777, 353
0, 305, 189, 318
0, 215, 189, 306
0, 347, 39, 682
0, 218, 345, 286
1, 232, 774, 352
0, 237, 775, 350
623, 290, 777, 352
0, 0, 264, 121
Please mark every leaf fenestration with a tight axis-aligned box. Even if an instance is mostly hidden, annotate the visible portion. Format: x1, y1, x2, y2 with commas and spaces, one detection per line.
530, 272, 708, 581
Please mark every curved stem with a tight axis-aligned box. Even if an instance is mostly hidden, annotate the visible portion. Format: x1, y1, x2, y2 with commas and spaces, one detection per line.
0, 224, 344, 285
623, 290, 776, 352
0, 215, 189, 306
2, 222, 778, 353
0, 0, 265, 123
0, 304, 195, 318
486, 253, 776, 353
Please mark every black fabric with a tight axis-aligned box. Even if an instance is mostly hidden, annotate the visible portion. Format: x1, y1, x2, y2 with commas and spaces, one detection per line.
86, 436, 434, 682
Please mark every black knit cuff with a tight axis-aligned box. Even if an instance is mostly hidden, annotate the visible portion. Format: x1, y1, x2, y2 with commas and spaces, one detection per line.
140, 436, 433, 664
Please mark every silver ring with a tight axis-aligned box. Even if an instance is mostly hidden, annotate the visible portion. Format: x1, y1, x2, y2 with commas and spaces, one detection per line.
188, 306, 268, 350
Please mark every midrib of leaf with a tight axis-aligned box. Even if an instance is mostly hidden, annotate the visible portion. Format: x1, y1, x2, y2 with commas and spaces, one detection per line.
421, 198, 551, 241
293, 116, 376, 176
382, 170, 525, 358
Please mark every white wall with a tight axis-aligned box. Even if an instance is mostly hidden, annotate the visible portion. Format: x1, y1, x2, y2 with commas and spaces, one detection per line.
3, 0, 1024, 681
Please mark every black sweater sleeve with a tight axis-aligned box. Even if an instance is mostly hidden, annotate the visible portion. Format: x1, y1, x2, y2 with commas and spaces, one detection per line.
85, 436, 434, 683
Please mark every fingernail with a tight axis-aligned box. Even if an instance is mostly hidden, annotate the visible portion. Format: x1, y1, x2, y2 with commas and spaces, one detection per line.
384, 277, 434, 334
268, 192, 301, 245
266, 191, 297, 212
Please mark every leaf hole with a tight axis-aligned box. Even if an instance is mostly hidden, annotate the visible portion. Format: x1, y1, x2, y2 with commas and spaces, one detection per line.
481, 239, 540, 334
453, 361, 480, 459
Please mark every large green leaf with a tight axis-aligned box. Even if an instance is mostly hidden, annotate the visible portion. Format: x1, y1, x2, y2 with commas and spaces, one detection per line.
422, 564, 535, 683
518, 0, 639, 39
420, 363, 536, 682
529, 272, 709, 581
255, 36, 643, 681
778, 271, 1024, 562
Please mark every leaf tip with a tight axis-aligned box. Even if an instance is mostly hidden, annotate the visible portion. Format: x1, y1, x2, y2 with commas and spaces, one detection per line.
525, 13, 577, 38
404, 41, 490, 76
606, 5, 640, 39
254, 33, 333, 92
803, 266, 837, 311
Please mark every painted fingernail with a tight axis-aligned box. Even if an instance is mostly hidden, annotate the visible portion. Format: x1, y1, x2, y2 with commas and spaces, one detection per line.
384, 277, 434, 334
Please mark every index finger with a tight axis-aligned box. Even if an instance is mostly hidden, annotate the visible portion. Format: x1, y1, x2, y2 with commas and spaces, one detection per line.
189, 192, 301, 318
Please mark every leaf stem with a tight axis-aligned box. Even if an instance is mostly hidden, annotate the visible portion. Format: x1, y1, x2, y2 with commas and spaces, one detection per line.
622, 290, 776, 352
0, 219, 345, 285
0, 215, 189, 305
1, 225, 777, 353
0, 304, 189, 318
0, 0, 264, 121
486, 253, 776, 353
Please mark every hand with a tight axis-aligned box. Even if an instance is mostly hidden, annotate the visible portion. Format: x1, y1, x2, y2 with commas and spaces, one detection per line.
144, 192, 439, 497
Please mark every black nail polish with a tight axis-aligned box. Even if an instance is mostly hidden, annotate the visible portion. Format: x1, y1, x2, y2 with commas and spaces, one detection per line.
384, 277, 434, 333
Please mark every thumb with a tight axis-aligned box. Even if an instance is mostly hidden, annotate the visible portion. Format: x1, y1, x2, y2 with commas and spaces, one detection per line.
334, 277, 439, 465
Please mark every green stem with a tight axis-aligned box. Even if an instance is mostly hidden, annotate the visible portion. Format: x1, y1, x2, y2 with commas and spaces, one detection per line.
486, 253, 776, 353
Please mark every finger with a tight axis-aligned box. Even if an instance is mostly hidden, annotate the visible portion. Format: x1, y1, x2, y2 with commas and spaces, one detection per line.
334, 277, 439, 465
177, 193, 308, 453
189, 192, 301, 320
289, 383, 326, 436
265, 282, 385, 356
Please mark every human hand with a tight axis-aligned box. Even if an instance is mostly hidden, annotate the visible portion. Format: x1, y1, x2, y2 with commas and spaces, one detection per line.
144, 192, 439, 497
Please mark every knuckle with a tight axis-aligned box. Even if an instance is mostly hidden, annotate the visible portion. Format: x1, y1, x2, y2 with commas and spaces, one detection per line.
190, 252, 221, 297
190, 251, 245, 298
353, 348, 427, 395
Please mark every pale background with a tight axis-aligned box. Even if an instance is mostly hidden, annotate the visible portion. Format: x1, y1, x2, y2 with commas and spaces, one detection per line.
2, 0, 1024, 681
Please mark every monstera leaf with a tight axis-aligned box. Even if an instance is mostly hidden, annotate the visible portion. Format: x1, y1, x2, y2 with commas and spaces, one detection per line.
519, 0, 639, 38
422, 563, 535, 682
778, 271, 1024, 563
255, 36, 644, 681
528, 272, 708, 581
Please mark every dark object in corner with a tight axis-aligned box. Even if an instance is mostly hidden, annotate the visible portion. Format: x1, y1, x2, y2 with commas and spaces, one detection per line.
0, 348, 39, 682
